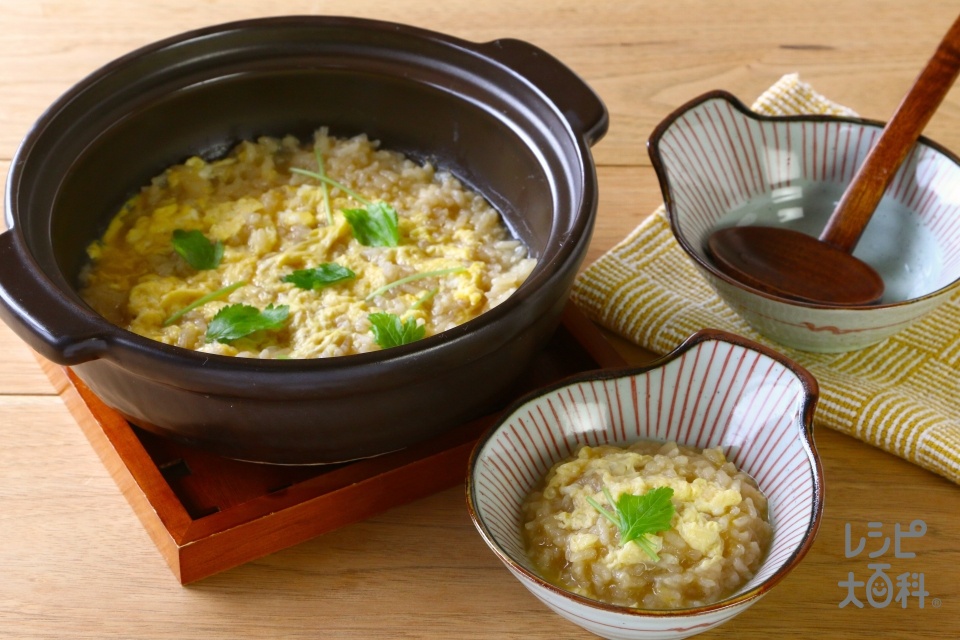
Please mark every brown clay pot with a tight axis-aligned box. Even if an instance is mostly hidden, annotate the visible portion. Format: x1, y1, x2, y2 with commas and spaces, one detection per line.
0, 16, 607, 463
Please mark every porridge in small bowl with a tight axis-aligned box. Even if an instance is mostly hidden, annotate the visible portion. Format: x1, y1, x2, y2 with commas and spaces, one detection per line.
522, 440, 772, 609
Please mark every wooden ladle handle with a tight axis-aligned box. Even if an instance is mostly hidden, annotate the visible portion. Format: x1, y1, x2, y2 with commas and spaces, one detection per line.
819, 13, 960, 253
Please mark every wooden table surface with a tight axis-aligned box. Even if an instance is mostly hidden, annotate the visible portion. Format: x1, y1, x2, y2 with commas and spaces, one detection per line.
1, 1, 958, 638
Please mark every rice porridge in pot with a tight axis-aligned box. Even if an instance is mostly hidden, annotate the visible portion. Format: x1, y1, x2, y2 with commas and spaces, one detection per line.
521, 440, 772, 609
79, 129, 536, 359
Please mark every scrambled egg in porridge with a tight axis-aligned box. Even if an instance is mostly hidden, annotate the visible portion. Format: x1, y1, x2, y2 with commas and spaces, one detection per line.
522, 440, 772, 609
79, 129, 535, 358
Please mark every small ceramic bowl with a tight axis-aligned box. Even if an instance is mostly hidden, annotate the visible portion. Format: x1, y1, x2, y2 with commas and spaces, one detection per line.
649, 90, 960, 352
466, 329, 823, 640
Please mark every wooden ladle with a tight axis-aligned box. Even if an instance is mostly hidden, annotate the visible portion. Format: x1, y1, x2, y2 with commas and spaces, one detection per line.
707, 14, 960, 306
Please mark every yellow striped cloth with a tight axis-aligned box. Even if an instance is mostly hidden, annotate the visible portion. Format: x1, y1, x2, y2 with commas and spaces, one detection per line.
572, 73, 960, 485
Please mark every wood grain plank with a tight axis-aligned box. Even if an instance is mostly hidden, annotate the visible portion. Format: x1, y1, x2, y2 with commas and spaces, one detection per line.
1, 1, 958, 164
0, 321, 57, 395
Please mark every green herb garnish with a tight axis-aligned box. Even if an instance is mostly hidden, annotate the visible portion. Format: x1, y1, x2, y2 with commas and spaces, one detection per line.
365, 267, 467, 301
290, 166, 400, 247
368, 312, 426, 349
341, 202, 400, 247
172, 229, 223, 270
314, 148, 333, 226
586, 486, 675, 561
205, 303, 289, 344
163, 281, 246, 326
282, 263, 356, 291
410, 287, 439, 310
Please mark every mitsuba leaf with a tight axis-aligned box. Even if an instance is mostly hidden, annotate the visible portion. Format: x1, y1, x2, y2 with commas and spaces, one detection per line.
289, 164, 399, 242
364, 266, 466, 301
368, 312, 425, 348
586, 486, 675, 561
206, 303, 289, 344
282, 263, 356, 290
172, 229, 223, 270
163, 281, 246, 326
342, 202, 400, 247
615, 487, 675, 545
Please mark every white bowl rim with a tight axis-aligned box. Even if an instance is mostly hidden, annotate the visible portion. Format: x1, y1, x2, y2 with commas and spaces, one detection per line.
466, 328, 825, 618
649, 89, 960, 311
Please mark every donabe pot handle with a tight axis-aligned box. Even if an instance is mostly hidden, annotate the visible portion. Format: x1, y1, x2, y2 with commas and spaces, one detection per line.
0, 231, 106, 365
479, 38, 609, 146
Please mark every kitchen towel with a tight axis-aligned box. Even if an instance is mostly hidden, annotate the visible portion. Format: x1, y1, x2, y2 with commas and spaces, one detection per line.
572, 73, 960, 485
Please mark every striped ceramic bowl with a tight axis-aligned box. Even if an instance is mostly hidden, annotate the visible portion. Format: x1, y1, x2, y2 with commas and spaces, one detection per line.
466, 329, 823, 640
650, 90, 960, 352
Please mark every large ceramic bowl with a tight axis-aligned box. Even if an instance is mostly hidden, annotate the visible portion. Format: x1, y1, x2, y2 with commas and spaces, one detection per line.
0, 16, 607, 463
650, 90, 960, 352
467, 329, 823, 640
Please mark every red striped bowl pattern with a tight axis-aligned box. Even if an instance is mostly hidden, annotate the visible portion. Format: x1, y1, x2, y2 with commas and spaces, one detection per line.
467, 330, 823, 640
659, 94, 960, 284
650, 91, 960, 352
